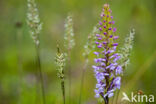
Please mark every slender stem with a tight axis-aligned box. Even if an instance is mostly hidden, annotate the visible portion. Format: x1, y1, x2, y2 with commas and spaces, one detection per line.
35, 43, 46, 104
104, 97, 109, 104
112, 89, 117, 104
67, 49, 71, 104
61, 78, 65, 104
16, 28, 23, 104
115, 90, 120, 104
79, 58, 88, 104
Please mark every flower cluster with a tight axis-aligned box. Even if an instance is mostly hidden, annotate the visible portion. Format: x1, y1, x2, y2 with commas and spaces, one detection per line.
27, 0, 42, 45
64, 14, 75, 50
83, 26, 98, 58
92, 4, 122, 102
55, 45, 66, 104
55, 45, 66, 78
119, 29, 135, 69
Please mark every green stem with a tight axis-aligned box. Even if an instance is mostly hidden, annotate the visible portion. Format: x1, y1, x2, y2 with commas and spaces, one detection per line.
78, 58, 88, 104
61, 78, 65, 104
68, 49, 71, 104
115, 90, 120, 104
35, 43, 46, 104
16, 28, 23, 104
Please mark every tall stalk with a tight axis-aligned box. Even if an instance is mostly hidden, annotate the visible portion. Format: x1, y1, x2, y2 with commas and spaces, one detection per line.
79, 58, 88, 104
114, 29, 135, 104
61, 77, 65, 104
15, 22, 23, 104
27, 0, 45, 104
93, 4, 123, 104
79, 26, 98, 104
35, 43, 46, 104
64, 14, 75, 104
55, 45, 66, 104
67, 49, 71, 104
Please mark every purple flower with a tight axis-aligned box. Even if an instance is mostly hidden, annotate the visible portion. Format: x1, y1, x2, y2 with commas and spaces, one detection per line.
116, 65, 122, 75
106, 49, 114, 54
109, 9, 112, 13
104, 32, 107, 35
96, 34, 100, 37
101, 62, 106, 66
98, 37, 102, 40
108, 93, 114, 98
93, 4, 122, 101
112, 43, 118, 46
108, 28, 112, 30
97, 44, 102, 48
108, 21, 111, 24
109, 53, 118, 59
112, 21, 115, 24
99, 27, 102, 31
113, 55, 120, 62
92, 65, 97, 69
94, 58, 101, 63
95, 93, 100, 98
104, 89, 115, 98
95, 42, 99, 44
109, 35, 113, 38
113, 36, 119, 40
113, 77, 121, 89
94, 52, 99, 55
110, 65, 116, 70
100, 13, 104, 17
99, 21, 103, 25
113, 28, 117, 32
103, 42, 107, 44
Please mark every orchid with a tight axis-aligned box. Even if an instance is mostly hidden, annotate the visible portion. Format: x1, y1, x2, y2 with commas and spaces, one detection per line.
93, 4, 122, 104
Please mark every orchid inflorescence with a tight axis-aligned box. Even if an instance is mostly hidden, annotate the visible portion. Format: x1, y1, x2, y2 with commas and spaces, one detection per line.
92, 4, 123, 103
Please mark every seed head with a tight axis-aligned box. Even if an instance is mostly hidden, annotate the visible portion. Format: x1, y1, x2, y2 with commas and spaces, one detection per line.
27, 0, 42, 45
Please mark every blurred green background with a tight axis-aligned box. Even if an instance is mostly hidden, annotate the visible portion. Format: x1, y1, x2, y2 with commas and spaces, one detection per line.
0, 0, 156, 104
